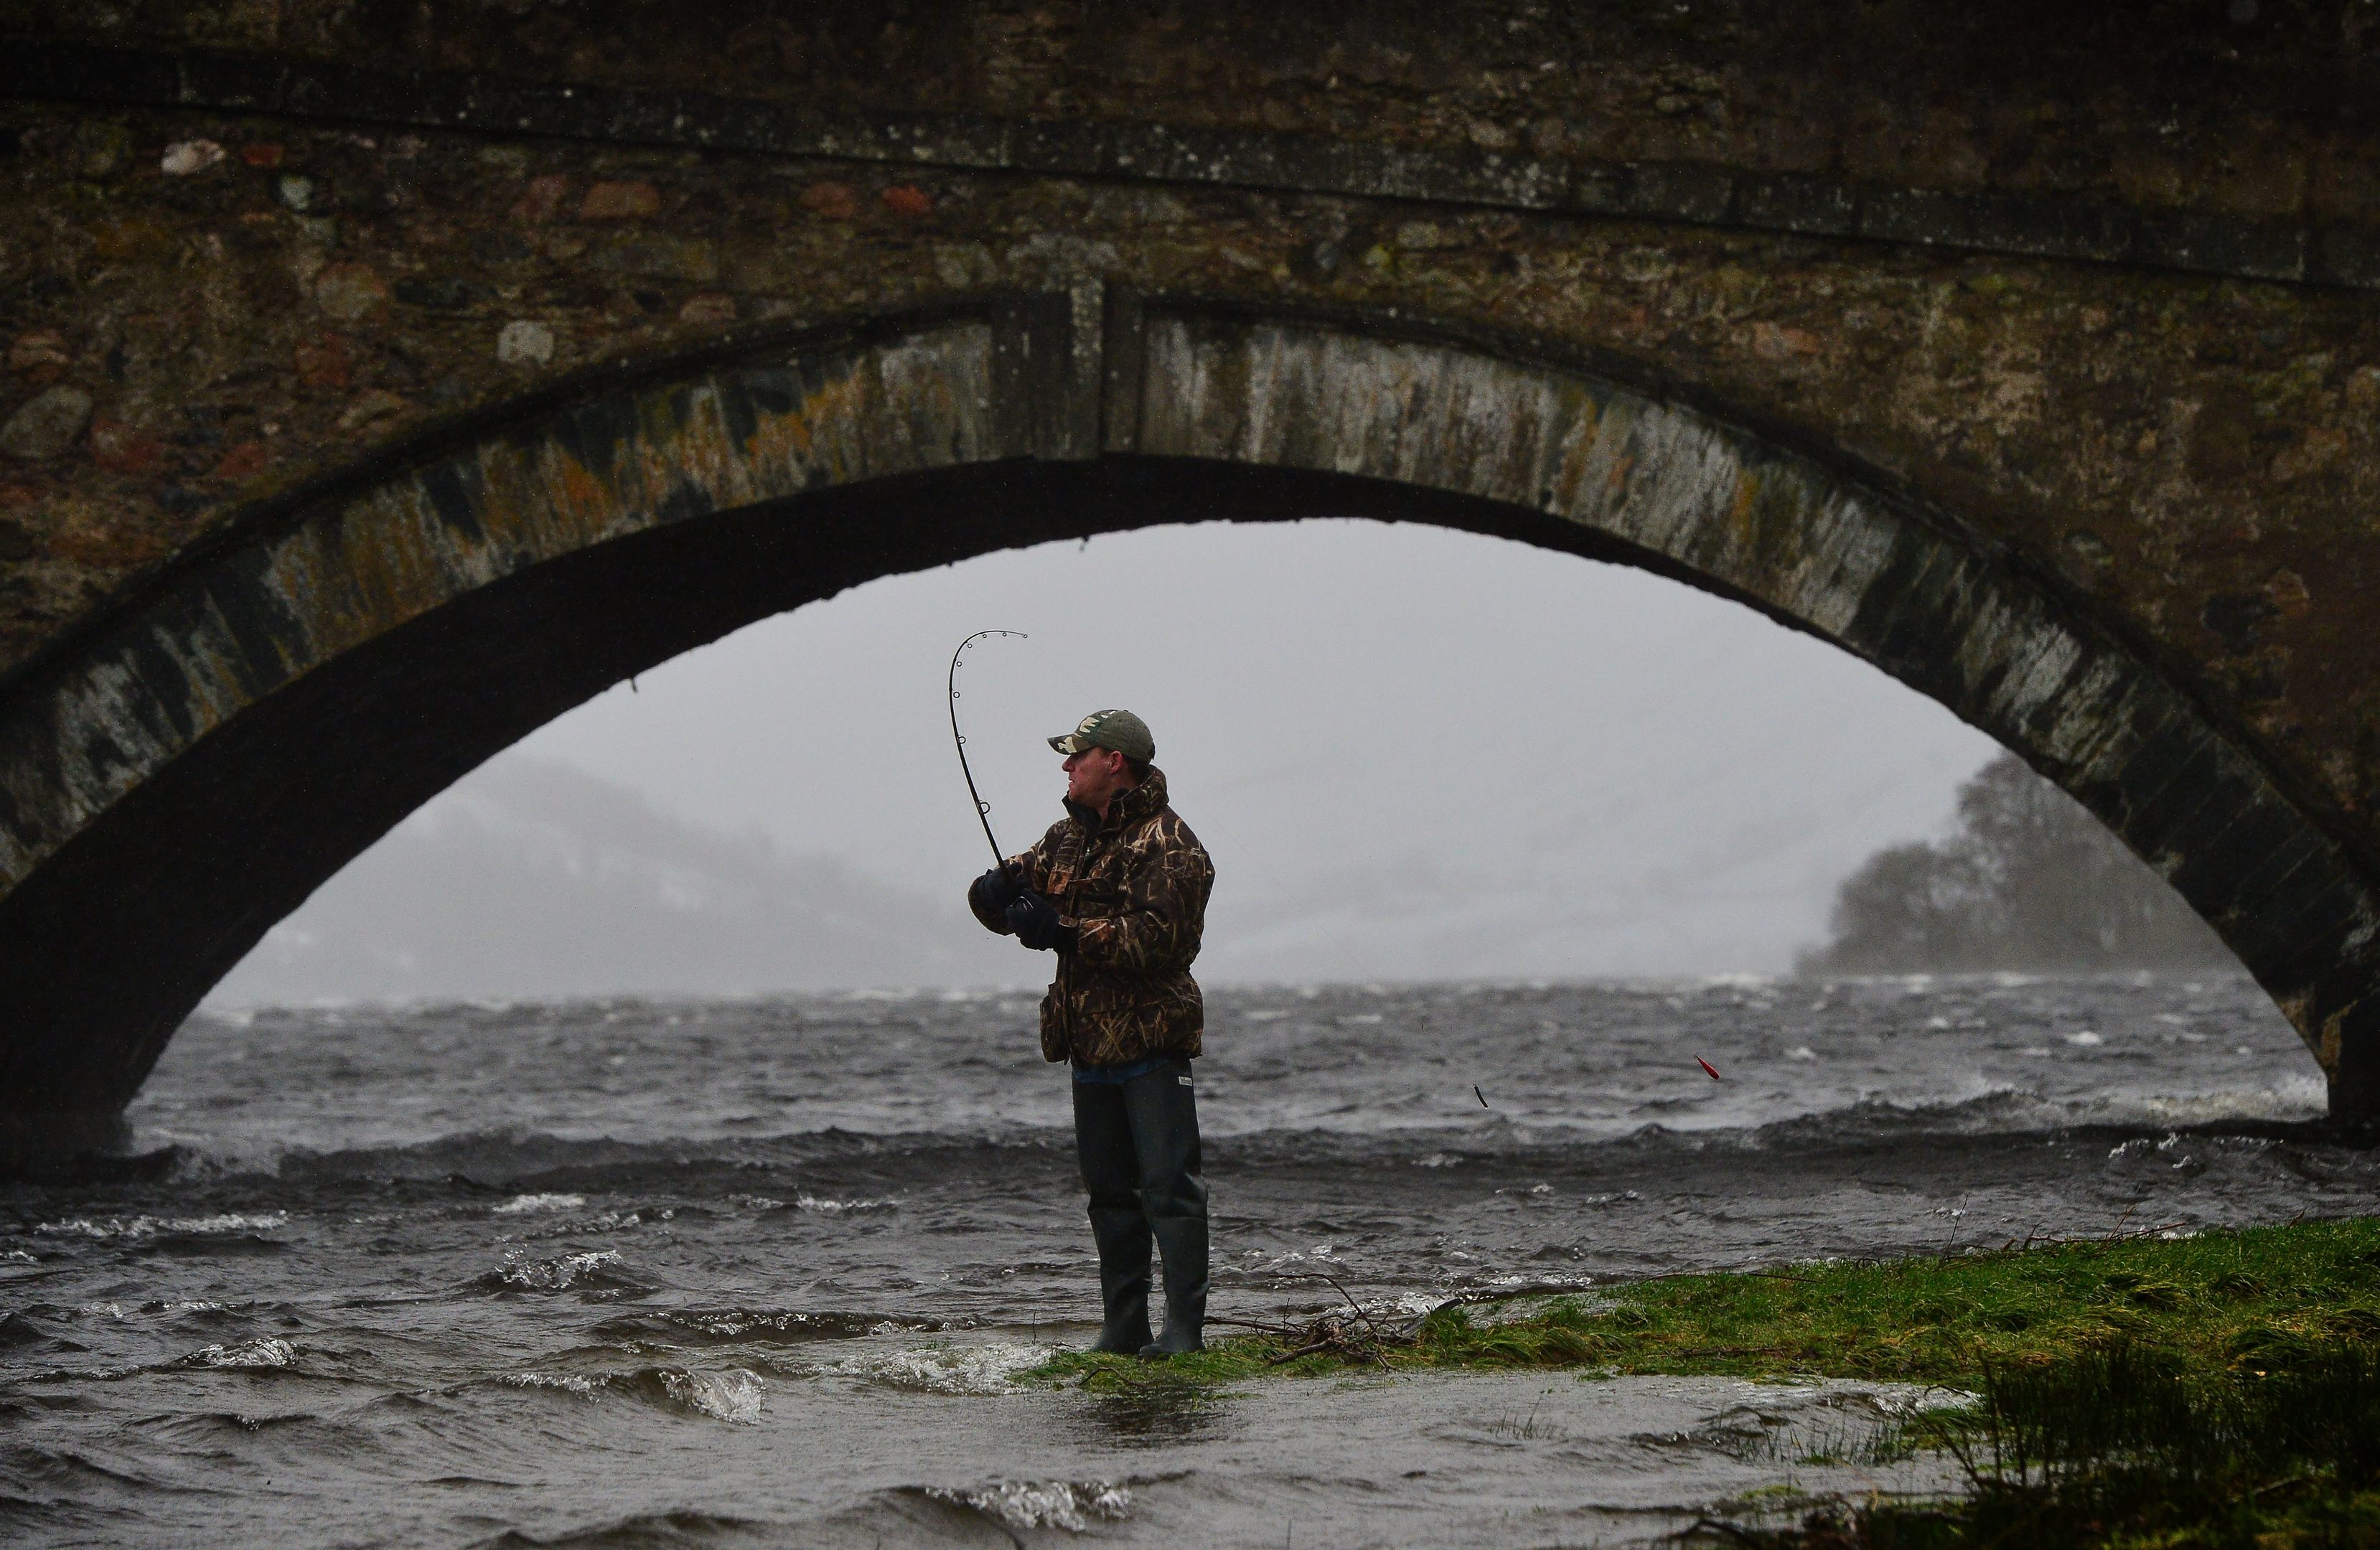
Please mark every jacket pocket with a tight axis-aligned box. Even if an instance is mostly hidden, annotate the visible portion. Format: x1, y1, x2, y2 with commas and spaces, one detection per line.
1038, 987, 1067, 1063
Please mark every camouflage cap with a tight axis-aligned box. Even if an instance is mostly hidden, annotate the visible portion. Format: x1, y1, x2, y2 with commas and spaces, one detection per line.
1048, 708, 1155, 762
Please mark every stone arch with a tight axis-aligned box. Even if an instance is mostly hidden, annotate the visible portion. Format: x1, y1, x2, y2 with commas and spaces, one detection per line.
3, 288, 2374, 1142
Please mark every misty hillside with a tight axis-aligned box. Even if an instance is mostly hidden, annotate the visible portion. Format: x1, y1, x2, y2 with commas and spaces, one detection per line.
212, 745, 1944, 1002
210, 758, 1018, 1003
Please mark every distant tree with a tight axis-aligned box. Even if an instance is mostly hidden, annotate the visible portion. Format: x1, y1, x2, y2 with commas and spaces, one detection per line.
1800, 753, 2236, 973
1818, 840, 1989, 969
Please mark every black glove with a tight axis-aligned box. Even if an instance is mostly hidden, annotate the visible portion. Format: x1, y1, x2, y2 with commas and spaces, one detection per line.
969, 865, 1021, 919
1004, 890, 1077, 952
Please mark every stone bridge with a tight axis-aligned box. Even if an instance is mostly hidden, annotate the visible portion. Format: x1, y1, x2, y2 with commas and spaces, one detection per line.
4, 2, 2380, 1145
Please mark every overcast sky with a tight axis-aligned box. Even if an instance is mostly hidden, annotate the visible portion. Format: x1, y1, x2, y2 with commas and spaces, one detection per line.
290, 515, 1994, 987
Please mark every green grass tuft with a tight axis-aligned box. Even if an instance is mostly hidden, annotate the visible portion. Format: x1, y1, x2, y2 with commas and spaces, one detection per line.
1029, 1216, 2380, 1389
1023, 1216, 2380, 1547
1417, 1215, 2380, 1387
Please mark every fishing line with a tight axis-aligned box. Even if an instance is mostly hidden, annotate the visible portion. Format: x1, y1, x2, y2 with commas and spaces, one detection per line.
948, 629, 1027, 868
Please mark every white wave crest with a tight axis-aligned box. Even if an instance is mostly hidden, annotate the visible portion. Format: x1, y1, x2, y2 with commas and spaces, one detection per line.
2119, 1081, 2325, 1124
499, 1365, 763, 1422
828, 1341, 1054, 1396
493, 1193, 586, 1214
792, 1194, 894, 1215
495, 1249, 622, 1290
38, 1211, 289, 1239
659, 1366, 764, 1424
500, 1371, 603, 1398
929, 1478, 1133, 1532
187, 1337, 295, 1369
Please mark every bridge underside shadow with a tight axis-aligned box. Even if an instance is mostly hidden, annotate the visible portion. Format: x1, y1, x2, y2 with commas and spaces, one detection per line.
0, 460, 1620, 1132
1, 292, 2374, 1145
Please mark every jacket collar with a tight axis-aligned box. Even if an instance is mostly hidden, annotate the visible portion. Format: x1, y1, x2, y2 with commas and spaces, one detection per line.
1065, 766, 1168, 835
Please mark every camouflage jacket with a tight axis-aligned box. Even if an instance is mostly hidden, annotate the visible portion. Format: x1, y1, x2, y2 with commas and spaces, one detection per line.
969, 767, 1214, 1066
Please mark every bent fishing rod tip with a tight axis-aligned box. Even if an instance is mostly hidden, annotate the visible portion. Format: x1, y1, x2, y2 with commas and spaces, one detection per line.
948, 629, 1029, 867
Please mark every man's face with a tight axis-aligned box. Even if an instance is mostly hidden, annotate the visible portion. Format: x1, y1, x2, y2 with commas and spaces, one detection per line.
1063, 746, 1128, 807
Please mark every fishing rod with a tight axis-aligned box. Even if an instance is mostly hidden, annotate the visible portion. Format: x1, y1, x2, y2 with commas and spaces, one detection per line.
948, 629, 1027, 869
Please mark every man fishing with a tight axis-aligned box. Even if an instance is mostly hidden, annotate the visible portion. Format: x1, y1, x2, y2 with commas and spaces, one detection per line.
966, 709, 1217, 1357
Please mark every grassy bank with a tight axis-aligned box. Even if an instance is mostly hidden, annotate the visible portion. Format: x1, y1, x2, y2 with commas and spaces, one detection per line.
1036, 1216, 2380, 1546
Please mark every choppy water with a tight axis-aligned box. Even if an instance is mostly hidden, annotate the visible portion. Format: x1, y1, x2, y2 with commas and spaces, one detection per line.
5, 974, 2373, 1547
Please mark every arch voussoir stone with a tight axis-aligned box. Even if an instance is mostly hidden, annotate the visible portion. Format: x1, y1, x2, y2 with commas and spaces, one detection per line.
1, 288, 2376, 1150
1121, 299, 2380, 1117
